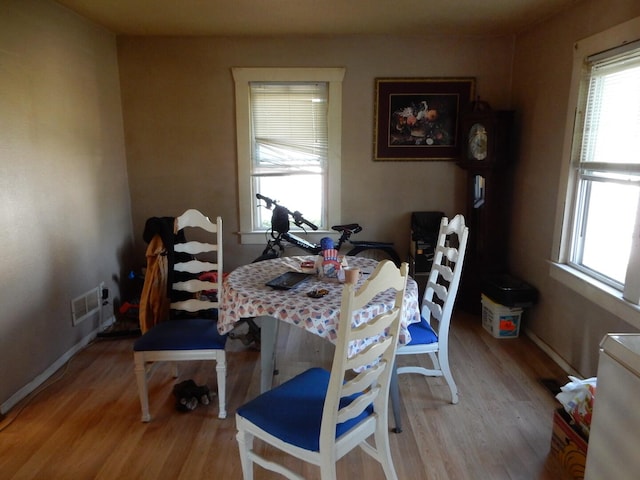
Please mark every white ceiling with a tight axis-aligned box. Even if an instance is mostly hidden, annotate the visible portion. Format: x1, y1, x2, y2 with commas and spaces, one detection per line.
54, 0, 580, 37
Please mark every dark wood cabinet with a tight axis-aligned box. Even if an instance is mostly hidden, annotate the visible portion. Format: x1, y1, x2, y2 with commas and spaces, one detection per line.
457, 105, 514, 313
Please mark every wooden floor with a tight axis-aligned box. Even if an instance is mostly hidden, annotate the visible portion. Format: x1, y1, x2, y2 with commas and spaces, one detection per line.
0, 310, 572, 479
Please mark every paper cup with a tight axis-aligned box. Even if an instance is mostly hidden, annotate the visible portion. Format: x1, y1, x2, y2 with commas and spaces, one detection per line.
344, 267, 360, 284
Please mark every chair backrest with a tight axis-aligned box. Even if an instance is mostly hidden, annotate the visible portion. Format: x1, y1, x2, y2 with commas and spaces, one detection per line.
320, 260, 409, 450
422, 214, 468, 340
170, 209, 223, 316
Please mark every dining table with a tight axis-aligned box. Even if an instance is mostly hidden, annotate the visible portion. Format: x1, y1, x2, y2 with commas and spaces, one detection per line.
218, 255, 421, 395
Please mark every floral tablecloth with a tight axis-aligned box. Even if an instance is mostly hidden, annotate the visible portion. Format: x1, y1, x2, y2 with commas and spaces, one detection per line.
218, 255, 421, 346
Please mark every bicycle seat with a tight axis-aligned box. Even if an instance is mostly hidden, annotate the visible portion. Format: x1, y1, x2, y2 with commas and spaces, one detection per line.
331, 224, 362, 234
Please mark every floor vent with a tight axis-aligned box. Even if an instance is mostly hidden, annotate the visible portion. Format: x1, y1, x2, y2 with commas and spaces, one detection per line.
71, 285, 101, 326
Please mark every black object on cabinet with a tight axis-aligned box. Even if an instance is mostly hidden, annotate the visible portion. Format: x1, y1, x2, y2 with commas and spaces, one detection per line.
457, 101, 514, 313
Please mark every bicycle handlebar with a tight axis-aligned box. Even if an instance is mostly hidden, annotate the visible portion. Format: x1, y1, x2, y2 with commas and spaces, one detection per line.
256, 193, 318, 231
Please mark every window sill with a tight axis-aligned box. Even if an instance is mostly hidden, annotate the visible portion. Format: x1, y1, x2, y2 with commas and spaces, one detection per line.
238, 230, 335, 246
549, 262, 640, 330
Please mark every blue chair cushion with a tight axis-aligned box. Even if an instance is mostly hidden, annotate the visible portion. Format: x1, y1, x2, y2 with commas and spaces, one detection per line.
133, 319, 227, 351
406, 316, 438, 345
236, 367, 373, 452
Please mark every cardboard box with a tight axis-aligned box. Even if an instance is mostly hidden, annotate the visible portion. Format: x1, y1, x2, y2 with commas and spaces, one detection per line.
550, 408, 588, 480
481, 294, 522, 338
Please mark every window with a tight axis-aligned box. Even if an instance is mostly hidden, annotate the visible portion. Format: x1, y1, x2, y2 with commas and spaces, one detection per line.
233, 68, 345, 244
250, 82, 327, 230
570, 43, 640, 288
552, 17, 640, 326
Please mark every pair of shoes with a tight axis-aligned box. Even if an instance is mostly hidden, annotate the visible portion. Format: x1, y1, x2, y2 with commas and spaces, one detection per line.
172, 380, 212, 412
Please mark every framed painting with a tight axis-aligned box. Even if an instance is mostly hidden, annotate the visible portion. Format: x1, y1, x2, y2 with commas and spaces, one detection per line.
374, 77, 475, 161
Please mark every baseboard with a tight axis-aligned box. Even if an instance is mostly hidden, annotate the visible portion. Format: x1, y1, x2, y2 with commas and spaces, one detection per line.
523, 327, 582, 378
0, 315, 116, 415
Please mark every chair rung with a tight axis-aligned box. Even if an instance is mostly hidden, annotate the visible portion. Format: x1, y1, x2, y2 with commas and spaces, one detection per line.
397, 366, 442, 377
248, 450, 305, 480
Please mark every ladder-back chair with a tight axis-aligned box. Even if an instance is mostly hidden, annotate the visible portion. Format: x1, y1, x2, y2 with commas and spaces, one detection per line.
391, 214, 468, 432
235, 259, 409, 479
133, 209, 227, 421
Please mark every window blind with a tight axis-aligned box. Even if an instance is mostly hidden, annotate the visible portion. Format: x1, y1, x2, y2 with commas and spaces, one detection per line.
250, 82, 328, 175
581, 47, 640, 166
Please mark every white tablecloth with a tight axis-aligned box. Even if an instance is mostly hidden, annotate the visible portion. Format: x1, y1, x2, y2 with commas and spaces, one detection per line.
218, 255, 420, 346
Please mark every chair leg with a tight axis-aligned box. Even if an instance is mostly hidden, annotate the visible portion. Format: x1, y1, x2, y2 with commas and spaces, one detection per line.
133, 354, 151, 422
236, 426, 255, 480
438, 350, 459, 404
428, 351, 440, 370
319, 456, 338, 480
216, 353, 227, 419
373, 420, 399, 480
389, 361, 402, 433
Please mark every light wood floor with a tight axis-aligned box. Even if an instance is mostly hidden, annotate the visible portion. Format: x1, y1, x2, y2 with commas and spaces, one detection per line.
0, 310, 572, 479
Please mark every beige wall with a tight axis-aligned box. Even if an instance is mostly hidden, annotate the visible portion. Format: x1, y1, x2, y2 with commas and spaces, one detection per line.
510, 0, 640, 375
0, 0, 132, 410
117, 35, 516, 271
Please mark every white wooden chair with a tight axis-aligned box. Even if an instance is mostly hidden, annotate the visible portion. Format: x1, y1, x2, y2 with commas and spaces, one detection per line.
235, 259, 409, 480
133, 209, 227, 421
391, 214, 468, 432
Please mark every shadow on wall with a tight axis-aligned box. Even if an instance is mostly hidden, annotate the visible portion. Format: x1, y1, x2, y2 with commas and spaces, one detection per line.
113, 238, 138, 314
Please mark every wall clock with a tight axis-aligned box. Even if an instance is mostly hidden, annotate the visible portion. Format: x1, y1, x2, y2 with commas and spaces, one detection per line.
468, 123, 488, 161
458, 102, 512, 170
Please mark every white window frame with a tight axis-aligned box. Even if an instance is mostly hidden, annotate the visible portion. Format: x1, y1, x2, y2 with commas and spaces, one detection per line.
551, 16, 640, 329
233, 67, 345, 245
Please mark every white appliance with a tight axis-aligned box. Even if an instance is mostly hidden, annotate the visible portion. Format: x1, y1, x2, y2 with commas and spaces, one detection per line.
584, 333, 640, 480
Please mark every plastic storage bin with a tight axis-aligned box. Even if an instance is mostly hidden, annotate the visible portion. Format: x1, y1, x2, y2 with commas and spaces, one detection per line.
481, 294, 522, 338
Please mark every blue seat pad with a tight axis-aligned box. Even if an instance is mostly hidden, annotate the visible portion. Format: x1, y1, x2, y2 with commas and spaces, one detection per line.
133, 319, 227, 351
406, 316, 438, 345
237, 367, 373, 451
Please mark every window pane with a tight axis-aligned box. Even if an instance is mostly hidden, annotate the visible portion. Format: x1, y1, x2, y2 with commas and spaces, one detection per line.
254, 175, 323, 230
580, 180, 638, 283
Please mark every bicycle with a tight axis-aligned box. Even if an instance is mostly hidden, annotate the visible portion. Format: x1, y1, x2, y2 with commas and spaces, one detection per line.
253, 193, 401, 265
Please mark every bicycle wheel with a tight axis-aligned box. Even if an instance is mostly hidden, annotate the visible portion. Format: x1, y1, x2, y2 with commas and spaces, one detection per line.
346, 241, 401, 266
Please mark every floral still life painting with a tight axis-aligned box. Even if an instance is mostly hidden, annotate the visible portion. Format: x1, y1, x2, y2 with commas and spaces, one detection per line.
374, 78, 475, 161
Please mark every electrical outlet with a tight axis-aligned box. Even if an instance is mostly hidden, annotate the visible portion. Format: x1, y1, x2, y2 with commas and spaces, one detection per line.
101, 282, 109, 305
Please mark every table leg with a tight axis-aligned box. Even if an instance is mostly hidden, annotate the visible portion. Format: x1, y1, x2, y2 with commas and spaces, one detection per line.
257, 316, 279, 393
389, 360, 402, 433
